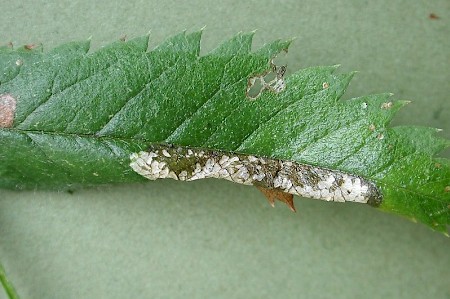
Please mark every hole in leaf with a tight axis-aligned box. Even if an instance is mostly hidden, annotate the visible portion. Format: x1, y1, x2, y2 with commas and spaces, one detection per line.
246, 58, 287, 100
246, 76, 266, 100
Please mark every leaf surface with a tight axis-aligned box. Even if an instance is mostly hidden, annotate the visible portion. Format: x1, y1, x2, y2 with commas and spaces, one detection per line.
1, 31, 449, 232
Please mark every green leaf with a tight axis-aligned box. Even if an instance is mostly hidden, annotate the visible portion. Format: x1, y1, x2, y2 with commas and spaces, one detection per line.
0, 31, 449, 232
0, 261, 20, 299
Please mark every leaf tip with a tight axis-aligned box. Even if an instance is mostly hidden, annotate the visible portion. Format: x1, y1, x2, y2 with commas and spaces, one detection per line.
245, 30, 258, 41
283, 36, 297, 50
288, 35, 298, 42
400, 99, 412, 106
331, 64, 341, 71
345, 70, 359, 81
399, 99, 412, 107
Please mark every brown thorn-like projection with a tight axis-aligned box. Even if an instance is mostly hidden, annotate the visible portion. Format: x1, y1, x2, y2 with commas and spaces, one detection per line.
256, 186, 296, 212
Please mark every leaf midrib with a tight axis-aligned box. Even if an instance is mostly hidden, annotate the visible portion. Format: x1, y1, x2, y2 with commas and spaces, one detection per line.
4, 126, 445, 209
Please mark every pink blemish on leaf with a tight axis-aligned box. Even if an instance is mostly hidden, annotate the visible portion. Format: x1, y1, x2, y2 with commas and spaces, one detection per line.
0, 94, 16, 128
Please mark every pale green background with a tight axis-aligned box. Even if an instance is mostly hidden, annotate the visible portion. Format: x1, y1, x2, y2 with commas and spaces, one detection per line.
0, 1, 449, 298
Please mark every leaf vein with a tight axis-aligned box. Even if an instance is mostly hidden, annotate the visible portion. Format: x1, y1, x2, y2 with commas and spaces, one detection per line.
164, 55, 238, 141
18, 56, 117, 126
95, 55, 184, 135
236, 89, 327, 149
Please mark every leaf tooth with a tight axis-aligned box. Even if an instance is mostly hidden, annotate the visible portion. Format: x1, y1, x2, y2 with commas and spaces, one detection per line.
347, 93, 402, 127
392, 126, 450, 155
48, 40, 91, 56
185, 30, 202, 57
332, 72, 356, 100
323, 64, 341, 75
152, 30, 202, 58
210, 31, 255, 55
380, 98, 409, 125
284, 65, 342, 90
254, 38, 292, 60
125, 35, 150, 53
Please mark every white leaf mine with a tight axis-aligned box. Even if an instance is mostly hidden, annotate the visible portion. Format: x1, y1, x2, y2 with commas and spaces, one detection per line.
130, 145, 382, 206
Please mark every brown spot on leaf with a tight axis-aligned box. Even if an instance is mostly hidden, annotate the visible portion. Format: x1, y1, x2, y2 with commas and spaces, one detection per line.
322, 82, 329, 89
429, 13, 439, 20
24, 44, 37, 50
0, 94, 16, 128
369, 124, 376, 131
445, 186, 450, 193
256, 186, 296, 212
